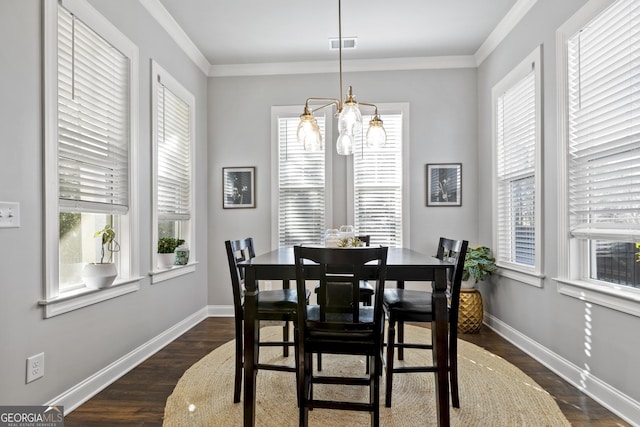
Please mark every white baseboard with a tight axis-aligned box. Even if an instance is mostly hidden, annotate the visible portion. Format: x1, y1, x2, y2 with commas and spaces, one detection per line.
49, 307, 209, 413
208, 304, 234, 317
484, 312, 640, 426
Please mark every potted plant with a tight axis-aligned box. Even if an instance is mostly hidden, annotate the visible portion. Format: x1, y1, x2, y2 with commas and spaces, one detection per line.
81, 225, 120, 289
157, 237, 185, 268
461, 246, 496, 289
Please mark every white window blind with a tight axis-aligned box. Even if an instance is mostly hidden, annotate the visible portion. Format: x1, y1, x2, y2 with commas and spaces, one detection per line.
568, 0, 640, 242
157, 81, 191, 221
57, 6, 130, 214
278, 116, 326, 247
353, 113, 403, 247
496, 70, 537, 266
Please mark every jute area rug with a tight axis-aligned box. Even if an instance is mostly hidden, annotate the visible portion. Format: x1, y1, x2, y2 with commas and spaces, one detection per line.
164, 325, 570, 426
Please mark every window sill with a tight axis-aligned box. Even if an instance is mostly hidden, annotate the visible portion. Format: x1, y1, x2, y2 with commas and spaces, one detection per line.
496, 263, 545, 287
39, 277, 142, 318
555, 278, 640, 318
149, 261, 197, 284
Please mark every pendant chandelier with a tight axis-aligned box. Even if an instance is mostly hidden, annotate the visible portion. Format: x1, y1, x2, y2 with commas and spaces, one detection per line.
297, 0, 386, 155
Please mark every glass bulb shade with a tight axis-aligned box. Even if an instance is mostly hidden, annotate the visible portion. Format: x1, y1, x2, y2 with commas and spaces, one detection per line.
336, 132, 354, 155
366, 119, 386, 148
338, 102, 363, 136
304, 128, 323, 151
297, 114, 322, 151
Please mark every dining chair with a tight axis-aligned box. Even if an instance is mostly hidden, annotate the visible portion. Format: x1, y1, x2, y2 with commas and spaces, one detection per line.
383, 237, 468, 408
225, 238, 309, 403
315, 235, 373, 303
315, 235, 372, 371
294, 245, 388, 427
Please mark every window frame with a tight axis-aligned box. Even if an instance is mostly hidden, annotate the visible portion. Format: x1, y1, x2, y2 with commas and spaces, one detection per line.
149, 60, 197, 283
556, 0, 640, 317
491, 46, 544, 287
347, 102, 410, 248
41, 0, 141, 317
271, 106, 333, 249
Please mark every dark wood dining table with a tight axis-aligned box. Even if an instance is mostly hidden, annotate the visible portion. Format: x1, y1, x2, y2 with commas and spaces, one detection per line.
237, 247, 454, 427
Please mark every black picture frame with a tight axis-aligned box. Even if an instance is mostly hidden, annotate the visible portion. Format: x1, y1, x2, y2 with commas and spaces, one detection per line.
426, 163, 462, 206
223, 167, 256, 209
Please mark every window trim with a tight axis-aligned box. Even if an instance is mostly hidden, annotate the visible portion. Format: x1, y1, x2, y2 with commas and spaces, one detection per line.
41, 0, 141, 317
150, 60, 197, 283
555, 0, 640, 316
491, 46, 544, 287
346, 102, 410, 248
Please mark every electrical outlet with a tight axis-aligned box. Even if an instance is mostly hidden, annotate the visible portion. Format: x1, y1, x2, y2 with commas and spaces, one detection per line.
26, 353, 44, 383
0, 201, 20, 228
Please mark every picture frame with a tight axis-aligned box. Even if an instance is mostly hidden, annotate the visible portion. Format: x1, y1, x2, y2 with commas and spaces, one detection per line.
223, 167, 256, 209
426, 163, 462, 206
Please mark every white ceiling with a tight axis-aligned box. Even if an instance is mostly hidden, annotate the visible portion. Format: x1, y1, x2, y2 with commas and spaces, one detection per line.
156, 0, 520, 69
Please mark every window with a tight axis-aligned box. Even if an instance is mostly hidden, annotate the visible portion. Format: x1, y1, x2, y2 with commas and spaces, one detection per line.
557, 0, 640, 315
272, 104, 408, 249
272, 108, 330, 247
492, 47, 543, 286
351, 107, 406, 247
150, 61, 196, 282
42, 0, 140, 317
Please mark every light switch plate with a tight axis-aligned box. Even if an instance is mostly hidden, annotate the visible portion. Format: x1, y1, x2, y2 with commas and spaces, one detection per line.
0, 202, 20, 228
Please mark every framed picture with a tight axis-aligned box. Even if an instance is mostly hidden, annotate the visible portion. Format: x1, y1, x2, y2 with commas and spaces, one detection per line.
426, 163, 462, 206
223, 167, 255, 209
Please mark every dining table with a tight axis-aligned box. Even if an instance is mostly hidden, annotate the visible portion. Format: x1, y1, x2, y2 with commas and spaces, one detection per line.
237, 246, 454, 427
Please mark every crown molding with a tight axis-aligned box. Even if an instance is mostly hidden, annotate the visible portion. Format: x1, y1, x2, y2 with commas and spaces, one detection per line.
138, 0, 210, 75
141, 0, 537, 77
474, 0, 538, 66
209, 56, 477, 77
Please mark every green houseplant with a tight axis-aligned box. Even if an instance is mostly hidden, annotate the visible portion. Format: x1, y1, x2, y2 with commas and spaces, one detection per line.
95, 224, 120, 263
81, 225, 120, 289
157, 237, 185, 268
462, 246, 496, 288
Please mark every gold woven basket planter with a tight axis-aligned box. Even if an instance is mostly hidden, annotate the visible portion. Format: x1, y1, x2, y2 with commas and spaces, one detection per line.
458, 289, 483, 334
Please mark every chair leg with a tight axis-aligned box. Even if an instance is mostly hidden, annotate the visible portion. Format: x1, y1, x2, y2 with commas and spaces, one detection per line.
299, 352, 311, 427
317, 353, 322, 371
450, 332, 460, 408
294, 329, 300, 407
385, 318, 396, 407
234, 318, 243, 403
397, 321, 404, 360
371, 354, 380, 427
283, 321, 290, 357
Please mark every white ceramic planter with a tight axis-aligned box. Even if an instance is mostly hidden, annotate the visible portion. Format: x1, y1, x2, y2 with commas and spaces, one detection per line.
460, 279, 476, 289
158, 253, 175, 269
81, 263, 117, 289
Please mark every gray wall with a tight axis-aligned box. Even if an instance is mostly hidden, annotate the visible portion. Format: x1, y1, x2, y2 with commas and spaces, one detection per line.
0, 0, 208, 406
476, 0, 640, 410
208, 68, 480, 306
2, 0, 638, 422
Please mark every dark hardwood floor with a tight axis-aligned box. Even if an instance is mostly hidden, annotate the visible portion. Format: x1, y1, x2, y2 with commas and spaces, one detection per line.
64, 317, 631, 426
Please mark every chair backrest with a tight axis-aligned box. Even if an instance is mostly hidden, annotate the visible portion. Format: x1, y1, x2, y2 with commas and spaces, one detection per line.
294, 246, 388, 332
435, 237, 469, 322
225, 238, 256, 317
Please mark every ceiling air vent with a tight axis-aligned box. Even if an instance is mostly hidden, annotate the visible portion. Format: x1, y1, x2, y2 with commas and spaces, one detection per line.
329, 37, 357, 50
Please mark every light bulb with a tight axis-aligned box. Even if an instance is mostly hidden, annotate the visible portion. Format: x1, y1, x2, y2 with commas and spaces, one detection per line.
338, 103, 362, 137
297, 114, 318, 145
336, 132, 354, 155
366, 117, 386, 148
